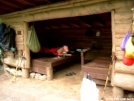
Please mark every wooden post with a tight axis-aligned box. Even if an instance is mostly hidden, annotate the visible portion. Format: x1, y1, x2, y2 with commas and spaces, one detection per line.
3, 63, 8, 74
80, 51, 84, 76
111, 10, 116, 86
46, 65, 53, 80
22, 68, 29, 78
81, 52, 84, 67
113, 86, 124, 98
22, 22, 30, 78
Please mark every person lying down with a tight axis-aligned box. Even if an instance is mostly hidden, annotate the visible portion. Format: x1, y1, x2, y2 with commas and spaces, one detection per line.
40, 45, 69, 56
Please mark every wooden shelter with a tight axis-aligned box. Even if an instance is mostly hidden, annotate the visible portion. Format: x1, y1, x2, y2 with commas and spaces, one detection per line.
0, 0, 134, 98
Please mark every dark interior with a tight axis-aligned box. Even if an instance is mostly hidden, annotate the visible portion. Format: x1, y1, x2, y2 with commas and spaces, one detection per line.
29, 12, 112, 60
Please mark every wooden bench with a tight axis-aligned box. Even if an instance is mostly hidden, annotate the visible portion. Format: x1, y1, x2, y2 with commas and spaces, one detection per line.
31, 53, 80, 80
82, 56, 112, 86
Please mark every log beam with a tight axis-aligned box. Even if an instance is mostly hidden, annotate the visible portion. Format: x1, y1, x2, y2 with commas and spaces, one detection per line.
115, 61, 134, 74
0, 0, 133, 22
114, 73, 134, 91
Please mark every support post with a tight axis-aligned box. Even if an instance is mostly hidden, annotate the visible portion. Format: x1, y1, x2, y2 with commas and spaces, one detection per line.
113, 86, 124, 98
22, 68, 29, 78
3, 63, 8, 74
22, 22, 30, 78
111, 10, 116, 86
46, 65, 53, 80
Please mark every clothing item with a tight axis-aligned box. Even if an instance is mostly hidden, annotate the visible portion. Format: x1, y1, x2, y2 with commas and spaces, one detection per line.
40, 47, 59, 56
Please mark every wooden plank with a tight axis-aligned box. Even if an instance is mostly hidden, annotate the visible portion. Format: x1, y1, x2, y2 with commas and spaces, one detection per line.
32, 64, 47, 75
32, 59, 50, 67
89, 72, 111, 81
93, 78, 111, 86
82, 63, 110, 74
52, 54, 80, 66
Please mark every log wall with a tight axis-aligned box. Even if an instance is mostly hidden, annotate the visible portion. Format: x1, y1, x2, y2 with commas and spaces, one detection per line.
3, 22, 29, 68
114, 8, 133, 60
113, 6, 134, 90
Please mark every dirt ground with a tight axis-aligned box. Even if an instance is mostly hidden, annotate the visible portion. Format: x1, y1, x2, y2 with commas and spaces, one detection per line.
0, 61, 113, 101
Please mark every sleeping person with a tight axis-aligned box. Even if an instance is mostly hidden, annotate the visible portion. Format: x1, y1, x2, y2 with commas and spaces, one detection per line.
40, 45, 69, 56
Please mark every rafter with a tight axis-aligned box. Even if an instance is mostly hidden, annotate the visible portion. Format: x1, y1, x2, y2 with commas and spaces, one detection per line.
92, 15, 106, 26
78, 16, 94, 27
51, 19, 70, 28
97, 13, 111, 27
44, 0, 51, 3
69, 17, 91, 28
61, 18, 80, 28
85, 16, 104, 27
0, 0, 24, 9
23, 0, 36, 6
43, 20, 60, 29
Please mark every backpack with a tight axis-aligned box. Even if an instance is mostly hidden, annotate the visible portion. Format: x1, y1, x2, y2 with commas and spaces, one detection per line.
26, 25, 41, 53
0, 23, 6, 46
1, 25, 16, 54
0, 23, 6, 64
